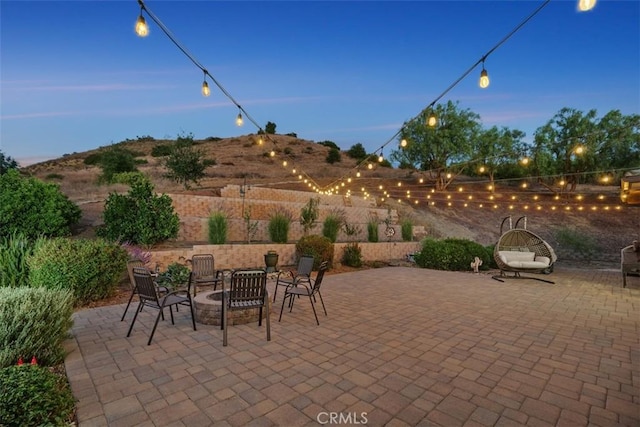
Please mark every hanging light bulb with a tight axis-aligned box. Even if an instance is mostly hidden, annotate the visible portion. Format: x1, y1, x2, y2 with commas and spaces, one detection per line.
479, 61, 490, 88
135, 12, 149, 37
400, 139, 407, 148
378, 151, 384, 163
578, 0, 596, 11
367, 163, 373, 170
270, 150, 275, 157
427, 112, 437, 127
235, 111, 243, 126
356, 171, 361, 178
201, 74, 210, 97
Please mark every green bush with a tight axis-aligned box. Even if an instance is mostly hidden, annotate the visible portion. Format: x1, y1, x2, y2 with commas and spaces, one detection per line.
341, 243, 362, 268
97, 177, 179, 246
300, 198, 319, 235
401, 219, 413, 242
346, 143, 367, 160
28, 238, 128, 306
322, 211, 344, 243
45, 173, 64, 180
0, 365, 75, 426
326, 148, 341, 164
414, 238, 491, 271
367, 220, 379, 243
268, 210, 291, 243
208, 211, 228, 244
0, 287, 74, 368
156, 262, 191, 289
164, 143, 209, 189
295, 235, 334, 269
0, 233, 34, 288
0, 170, 81, 240
553, 227, 599, 258
151, 144, 173, 157
98, 146, 138, 183
83, 152, 102, 165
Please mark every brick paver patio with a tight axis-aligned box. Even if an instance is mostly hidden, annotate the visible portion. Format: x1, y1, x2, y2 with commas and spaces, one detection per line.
65, 266, 639, 426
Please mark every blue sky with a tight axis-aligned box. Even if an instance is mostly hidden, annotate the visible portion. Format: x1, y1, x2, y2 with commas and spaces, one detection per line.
1, 0, 639, 165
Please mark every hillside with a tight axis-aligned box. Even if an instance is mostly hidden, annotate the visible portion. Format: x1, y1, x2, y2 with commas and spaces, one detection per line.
24, 134, 639, 266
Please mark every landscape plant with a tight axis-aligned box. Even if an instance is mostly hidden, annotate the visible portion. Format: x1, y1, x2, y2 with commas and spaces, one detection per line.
97, 176, 179, 246
0, 233, 34, 288
0, 287, 74, 368
295, 235, 334, 269
208, 211, 228, 244
326, 148, 341, 164
300, 197, 320, 235
0, 364, 75, 427
243, 206, 259, 243
0, 169, 81, 240
268, 209, 292, 243
414, 238, 491, 271
367, 219, 379, 243
553, 227, 599, 260
341, 242, 362, 268
97, 145, 138, 184
401, 219, 413, 242
322, 209, 345, 243
28, 238, 129, 306
0, 150, 18, 175
164, 137, 214, 189
156, 262, 191, 289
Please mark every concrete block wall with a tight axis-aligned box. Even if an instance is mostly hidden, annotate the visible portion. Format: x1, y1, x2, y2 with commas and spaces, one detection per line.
169, 188, 402, 243
220, 185, 376, 208
149, 241, 420, 272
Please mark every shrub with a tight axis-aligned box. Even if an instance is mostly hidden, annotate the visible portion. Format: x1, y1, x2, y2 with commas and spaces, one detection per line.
322, 209, 345, 243
208, 211, 228, 244
346, 143, 367, 160
0, 170, 81, 240
164, 142, 209, 189
0, 365, 75, 426
28, 238, 128, 306
45, 173, 64, 180
156, 262, 191, 289
326, 148, 341, 164
414, 238, 491, 271
83, 152, 103, 165
300, 197, 320, 235
98, 146, 137, 183
342, 243, 362, 267
0, 233, 33, 288
401, 219, 413, 241
0, 287, 73, 368
97, 177, 179, 246
367, 220, 379, 242
295, 235, 334, 269
151, 144, 173, 157
318, 140, 340, 150
0, 150, 18, 175
553, 227, 599, 259
268, 210, 292, 243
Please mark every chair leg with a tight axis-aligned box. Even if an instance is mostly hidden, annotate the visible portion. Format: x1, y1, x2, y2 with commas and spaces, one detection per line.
317, 291, 327, 316
223, 303, 228, 346
308, 295, 320, 326
188, 300, 197, 331
265, 293, 271, 341
121, 290, 136, 321
147, 309, 164, 346
278, 294, 289, 322
126, 301, 144, 337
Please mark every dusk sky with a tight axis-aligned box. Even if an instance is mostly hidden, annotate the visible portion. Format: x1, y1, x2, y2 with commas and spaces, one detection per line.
1, 1, 639, 166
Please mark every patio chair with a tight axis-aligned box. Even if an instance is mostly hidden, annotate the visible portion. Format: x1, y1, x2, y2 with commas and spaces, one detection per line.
492, 228, 557, 284
121, 259, 169, 321
126, 267, 196, 345
272, 255, 314, 302
190, 254, 223, 295
223, 269, 270, 346
621, 244, 640, 288
279, 261, 328, 325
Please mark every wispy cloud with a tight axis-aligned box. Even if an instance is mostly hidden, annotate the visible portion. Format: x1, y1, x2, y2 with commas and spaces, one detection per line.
2, 83, 177, 92
1, 111, 76, 120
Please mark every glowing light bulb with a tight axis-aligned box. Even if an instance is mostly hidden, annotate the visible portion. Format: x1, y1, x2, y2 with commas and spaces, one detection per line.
521, 157, 530, 166
578, 0, 596, 11
235, 112, 243, 126
201, 80, 210, 97
282, 160, 287, 167
400, 139, 407, 148
367, 163, 373, 170
378, 154, 383, 163
479, 68, 490, 88
135, 15, 149, 37
356, 171, 361, 177
270, 150, 275, 157
479, 166, 485, 173
427, 112, 437, 127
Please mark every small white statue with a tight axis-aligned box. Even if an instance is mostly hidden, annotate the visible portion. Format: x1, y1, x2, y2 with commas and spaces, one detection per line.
470, 256, 483, 273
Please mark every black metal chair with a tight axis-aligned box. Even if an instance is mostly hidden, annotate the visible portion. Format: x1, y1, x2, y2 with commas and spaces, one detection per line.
190, 254, 223, 295
121, 259, 168, 321
126, 267, 196, 345
272, 255, 314, 302
279, 261, 328, 325
223, 269, 270, 346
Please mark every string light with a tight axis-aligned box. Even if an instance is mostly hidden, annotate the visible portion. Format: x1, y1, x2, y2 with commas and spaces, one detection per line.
135, 7, 149, 37
427, 111, 437, 127
201, 72, 210, 97
235, 111, 243, 127
400, 139, 407, 148
578, 0, 597, 11
479, 60, 490, 88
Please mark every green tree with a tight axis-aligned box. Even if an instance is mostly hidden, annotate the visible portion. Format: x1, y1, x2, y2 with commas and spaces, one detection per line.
0, 170, 81, 239
318, 140, 340, 150
98, 145, 137, 183
0, 150, 18, 175
593, 110, 640, 174
473, 126, 527, 188
326, 148, 341, 164
265, 121, 277, 134
391, 100, 481, 190
346, 143, 367, 161
97, 176, 179, 245
164, 133, 212, 189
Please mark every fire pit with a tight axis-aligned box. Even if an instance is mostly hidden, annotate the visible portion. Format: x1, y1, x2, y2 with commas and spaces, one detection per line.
193, 290, 270, 326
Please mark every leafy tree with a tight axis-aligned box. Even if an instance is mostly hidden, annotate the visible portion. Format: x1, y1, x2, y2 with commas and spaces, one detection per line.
0, 170, 81, 239
164, 144, 210, 189
97, 175, 179, 246
265, 121, 277, 134
593, 110, 640, 174
326, 148, 341, 164
473, 126, 527, 187
346, 143, 367, 161
98, 145, 137, 183
318, 140, 340, 150
391, 100, 481, 190
0, 150, 18, 175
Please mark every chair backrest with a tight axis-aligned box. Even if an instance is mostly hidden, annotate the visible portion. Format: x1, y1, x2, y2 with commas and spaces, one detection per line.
310, 261, 329, 295
228, 269, 267, 308
127, 259, 145, 291
132, 267, 159, 303
297, 256, 315, 276
191, 254, 215, 278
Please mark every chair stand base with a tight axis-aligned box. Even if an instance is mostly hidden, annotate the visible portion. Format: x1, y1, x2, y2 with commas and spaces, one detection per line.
492, 271, 555, 284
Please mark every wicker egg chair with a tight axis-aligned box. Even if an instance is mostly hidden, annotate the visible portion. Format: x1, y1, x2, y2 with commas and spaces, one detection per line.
493, 228, 558, 284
